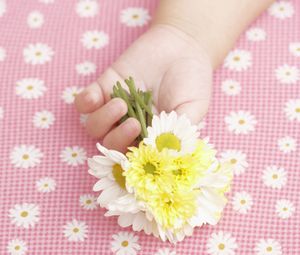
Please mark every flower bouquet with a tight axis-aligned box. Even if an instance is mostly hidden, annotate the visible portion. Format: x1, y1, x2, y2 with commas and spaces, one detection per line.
88, 77, 233, 243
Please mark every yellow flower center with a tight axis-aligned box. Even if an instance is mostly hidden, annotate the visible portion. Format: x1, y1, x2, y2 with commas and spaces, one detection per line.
35, 51, 42, 56
41, 117, 47, 121
218, 243, 225, 250
240, 199, 246, 205
22, 154, 29, 160
283, 207, 288, 211
112, 164, 126, 189
155, 132, 181, 152
71, 152, 77, 158
266, 246, 272, 252
132, 14, 139, 19
121, 240, 129, 247
233, 56, 240, 61
296, 108, 300, 113
230, 158, 237, 164
238, 119, 245, 125
21, 211, 28, 217
44, 184, 48, 187
73, 227, 79, 233
27, 85, 33, 90
272, 174, 278, 179
15, 245, 20, 250
144, 162, 157, 175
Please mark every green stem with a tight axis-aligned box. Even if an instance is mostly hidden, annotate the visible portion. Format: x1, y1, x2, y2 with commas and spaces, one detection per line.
134, 100, 147, 138
116, 82, 137, 119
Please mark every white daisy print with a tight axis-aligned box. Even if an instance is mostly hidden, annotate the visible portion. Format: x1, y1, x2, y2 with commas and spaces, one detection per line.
16, 78, 46, 99
207, 231, 238, 255
225, 111, 257, 135
33, 110, 55, 129
39, 0, 54, 3
60, 146, 87, 166
0, 46, 6, 61
0, 0, 6, 17
246, 28, 266, 42
262, 166, 287, 189
277, 136, 297, 153
275, 64, 299, 84
10, 145, 43, 169
7, 239, 28, 255
76, 61, 96, 76
0, 106, 3, 119
120, 7, 151, 27
221, 79, 241, 96
76, 0, 99, 18
81, 30, 109, 49
80, 114, 88, 125
232, 191, 253, 214
268, 1, 294, 20
254, 239, 282, 255
155, 248, 176, 255
111, 232, 141, 255
284, 99, 300, 122
23, 43, 54, 65
36, 177, 56, 193
289, 42, 300, 57
62, 86, 83, 104
79, 194, 97, 210
27, 11, 44, 29
220, 150, 248, 175
275, 199, 295, 219
63, 219, 88, 242
9, 203, 40, 228
224, 49, 252, 72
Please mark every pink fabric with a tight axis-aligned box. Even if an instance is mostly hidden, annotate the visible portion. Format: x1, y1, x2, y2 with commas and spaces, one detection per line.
0, 0, 299, 254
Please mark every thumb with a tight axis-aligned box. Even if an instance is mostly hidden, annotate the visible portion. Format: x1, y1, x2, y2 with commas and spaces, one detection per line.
158, 58, 212, 124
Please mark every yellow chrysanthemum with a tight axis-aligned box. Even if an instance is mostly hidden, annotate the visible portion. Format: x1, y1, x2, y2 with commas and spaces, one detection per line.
147, 187, 199, 229
125, 143, 175, 199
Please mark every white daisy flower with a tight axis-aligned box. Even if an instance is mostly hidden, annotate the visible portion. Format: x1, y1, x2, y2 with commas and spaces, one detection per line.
9, 203, 40, 228
60, 146, 87, 166
289, 42, 300, 57
120, 7, 151, 27
76, 0, 99, 18
220, 150, 248, 175
277, 136, 297, 153
275, 199, 295, 219
225, 111, 257, 135
284, 99, 300, 122
62, 86, 83, 104
232, 191, 253, 214
207, 231, 238, 255
81, 30, 109, 49
268, 1, 294, 19
39, 0, 54, 3
144, 111, 199, 155
0, 106, 3, 119
10, 145, 43, 169
254, 239, 282, 255
80, 114, 88, 125
79, 194, 97, 210
7, 239, 28, 255
0, 46, 6, 61
246, 27, 266, 42
76, 61, 96, 76
88, 143, 128, 208
155, 248, 176, 255
27, 11, 44, 29
63, 219, 88, 242
23, 43, 54, 65
224, 49, 252, 72
111, 232, 141, 255
16, 78, 46, 99
33, 110, 55, 129
0, 0, 6, 17
275, 64, 299, 84
221, 79, 241, 96
262, 166, 287, 189
36, 177, 56, 193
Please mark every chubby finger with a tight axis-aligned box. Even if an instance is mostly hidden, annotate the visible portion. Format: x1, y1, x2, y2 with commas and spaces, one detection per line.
103, 118, 141, 153
75, 82, 104, 113
86, 98, 127, 138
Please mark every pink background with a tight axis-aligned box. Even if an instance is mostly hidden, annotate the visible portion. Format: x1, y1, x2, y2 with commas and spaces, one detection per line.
0, 0, 299, 254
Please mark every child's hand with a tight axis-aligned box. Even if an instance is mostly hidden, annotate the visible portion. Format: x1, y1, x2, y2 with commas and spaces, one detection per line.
75, 25, 212, 153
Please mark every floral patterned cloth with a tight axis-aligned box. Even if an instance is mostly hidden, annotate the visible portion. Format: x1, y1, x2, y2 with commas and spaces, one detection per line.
0, 0, 299, 254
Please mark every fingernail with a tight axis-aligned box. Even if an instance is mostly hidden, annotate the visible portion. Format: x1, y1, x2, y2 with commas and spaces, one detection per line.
84, 91, 100, 104
109, 98, 127, 115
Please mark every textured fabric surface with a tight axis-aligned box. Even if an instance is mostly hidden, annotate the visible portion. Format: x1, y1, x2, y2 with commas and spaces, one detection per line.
0, 0, 299, 254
